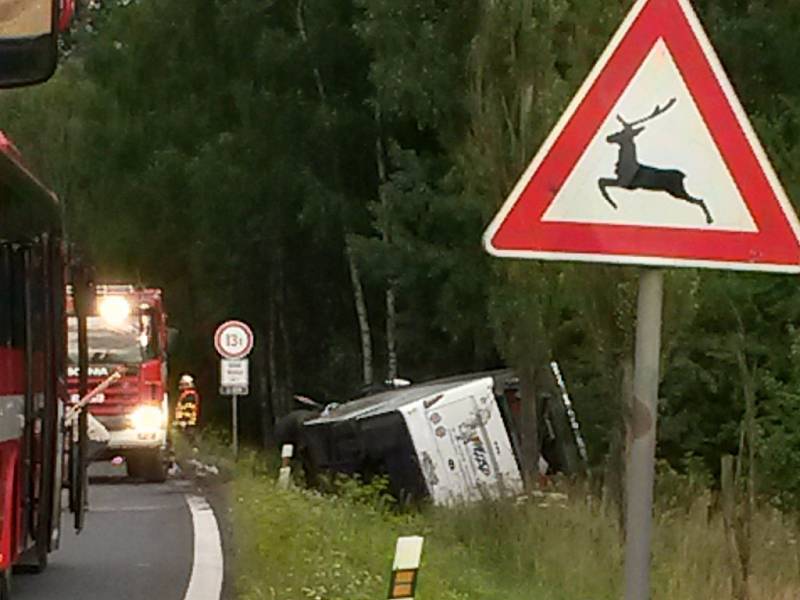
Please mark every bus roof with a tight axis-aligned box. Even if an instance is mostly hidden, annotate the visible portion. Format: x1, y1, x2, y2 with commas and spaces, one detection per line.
0, 132, 60, 242
305, 369, 516, 425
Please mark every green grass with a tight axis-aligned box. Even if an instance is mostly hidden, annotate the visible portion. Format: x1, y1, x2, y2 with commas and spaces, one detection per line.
216, 452, 799, 600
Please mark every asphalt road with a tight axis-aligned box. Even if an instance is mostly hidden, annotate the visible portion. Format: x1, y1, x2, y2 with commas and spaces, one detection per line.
14, 463, 197, 600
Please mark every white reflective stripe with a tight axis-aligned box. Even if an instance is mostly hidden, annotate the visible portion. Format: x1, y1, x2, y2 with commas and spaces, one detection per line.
0, 395, 25, 443
393, 536, 424, 570
184, 495, 224, 600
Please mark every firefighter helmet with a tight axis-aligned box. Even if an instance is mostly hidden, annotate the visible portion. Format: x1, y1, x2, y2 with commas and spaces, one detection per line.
179, 374, 195, 389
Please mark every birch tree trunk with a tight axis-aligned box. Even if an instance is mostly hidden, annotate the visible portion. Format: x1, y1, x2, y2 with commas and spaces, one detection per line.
386, 288, 397, 380
374, 104, 398, 381
296, 0, 325, 101
346, 241, 373, 386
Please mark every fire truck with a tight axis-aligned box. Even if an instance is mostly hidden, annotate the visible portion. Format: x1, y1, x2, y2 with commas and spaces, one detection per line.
66, 286, 171, 482
0, 133, 91, 598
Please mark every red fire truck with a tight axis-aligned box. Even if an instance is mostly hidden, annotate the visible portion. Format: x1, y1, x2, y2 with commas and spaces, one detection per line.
66, 286, 171, 482
0, 133, 91, 597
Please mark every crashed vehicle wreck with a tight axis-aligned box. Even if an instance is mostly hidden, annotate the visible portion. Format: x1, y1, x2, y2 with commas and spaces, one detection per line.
281, 367, 587, 506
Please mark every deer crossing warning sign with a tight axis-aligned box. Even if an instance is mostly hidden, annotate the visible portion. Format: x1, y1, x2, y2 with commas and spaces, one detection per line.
483, 0, 800, 272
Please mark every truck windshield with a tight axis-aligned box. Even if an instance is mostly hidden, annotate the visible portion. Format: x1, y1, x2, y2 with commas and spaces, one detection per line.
67, 315, 154, 365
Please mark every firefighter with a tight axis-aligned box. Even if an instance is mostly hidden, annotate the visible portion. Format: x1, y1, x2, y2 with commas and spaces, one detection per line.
174, 374, 200, 429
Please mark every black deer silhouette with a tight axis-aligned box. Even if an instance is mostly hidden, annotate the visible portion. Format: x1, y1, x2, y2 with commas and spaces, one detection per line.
598, 99, 713, 224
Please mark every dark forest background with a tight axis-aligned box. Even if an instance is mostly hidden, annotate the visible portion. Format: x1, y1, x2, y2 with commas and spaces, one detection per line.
4, 0, 800, 504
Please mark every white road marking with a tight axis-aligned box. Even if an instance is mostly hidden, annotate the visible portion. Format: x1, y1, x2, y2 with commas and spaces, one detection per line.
184, 495, 224, 600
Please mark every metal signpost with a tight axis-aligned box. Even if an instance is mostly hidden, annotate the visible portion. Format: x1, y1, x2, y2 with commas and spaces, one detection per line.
214, 320, 254, 457
483, 0, 800, 597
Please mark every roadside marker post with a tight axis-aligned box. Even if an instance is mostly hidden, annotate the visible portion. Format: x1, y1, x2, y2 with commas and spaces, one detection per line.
388, 536, 424, 600
481, 0, 800, 598
277, 444, 293, 489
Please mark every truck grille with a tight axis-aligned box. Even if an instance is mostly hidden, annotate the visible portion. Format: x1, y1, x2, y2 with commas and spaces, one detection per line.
96, 415, 130, 432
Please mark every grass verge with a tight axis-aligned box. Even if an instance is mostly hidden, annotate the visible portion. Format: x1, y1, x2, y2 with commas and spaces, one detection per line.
189, 441, 800, 600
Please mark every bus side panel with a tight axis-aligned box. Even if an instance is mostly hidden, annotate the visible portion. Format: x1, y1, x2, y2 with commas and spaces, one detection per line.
0, 245, 27, 568
0, 437, 21, 570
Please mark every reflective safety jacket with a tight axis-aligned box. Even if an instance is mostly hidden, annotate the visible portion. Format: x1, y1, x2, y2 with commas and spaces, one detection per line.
175, 389, 200, 427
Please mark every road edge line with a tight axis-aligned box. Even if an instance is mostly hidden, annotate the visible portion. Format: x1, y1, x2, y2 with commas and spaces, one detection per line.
184, 494, 224, 600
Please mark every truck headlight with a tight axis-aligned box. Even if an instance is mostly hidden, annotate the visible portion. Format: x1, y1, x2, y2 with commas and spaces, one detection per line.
98, 296, 131, 325
129, 405, 163, 432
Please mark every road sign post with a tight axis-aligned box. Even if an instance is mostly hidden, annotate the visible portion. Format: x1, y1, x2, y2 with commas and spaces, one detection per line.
481, 0, 800, 597
232, 393, 238, 458
215, 321, 254, 458
625, 270, 663, 599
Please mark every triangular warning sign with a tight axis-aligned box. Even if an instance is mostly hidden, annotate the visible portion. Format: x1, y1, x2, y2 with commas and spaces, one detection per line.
483, 0, 800, 272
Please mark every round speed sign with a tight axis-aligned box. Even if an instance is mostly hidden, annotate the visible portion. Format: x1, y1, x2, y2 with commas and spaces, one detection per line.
214, 320, 254, 359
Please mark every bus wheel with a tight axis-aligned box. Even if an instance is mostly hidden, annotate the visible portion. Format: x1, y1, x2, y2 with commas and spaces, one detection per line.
15, 540, 47, 574
0, 568, 11, 600
32, 540, 48, 573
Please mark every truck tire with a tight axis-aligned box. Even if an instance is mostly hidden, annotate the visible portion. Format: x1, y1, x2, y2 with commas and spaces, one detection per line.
128, 451, 166, 483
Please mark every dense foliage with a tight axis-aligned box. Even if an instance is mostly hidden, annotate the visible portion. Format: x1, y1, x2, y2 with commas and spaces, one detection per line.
3, 0, 800, 503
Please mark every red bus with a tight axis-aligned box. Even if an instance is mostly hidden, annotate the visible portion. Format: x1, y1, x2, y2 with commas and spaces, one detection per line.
0, 133, 87, 598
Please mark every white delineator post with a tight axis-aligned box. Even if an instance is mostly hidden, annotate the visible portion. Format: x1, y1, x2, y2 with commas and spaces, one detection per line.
624, 269, 664, 600
277, 444, 293, 489
388, 536, 424, 599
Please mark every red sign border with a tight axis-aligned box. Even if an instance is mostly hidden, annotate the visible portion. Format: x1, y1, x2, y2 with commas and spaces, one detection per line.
214, 320, 254, 359
483, 0, 800, 272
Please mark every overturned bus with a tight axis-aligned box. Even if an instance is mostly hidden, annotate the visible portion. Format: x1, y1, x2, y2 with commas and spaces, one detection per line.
287, 367, 586, 506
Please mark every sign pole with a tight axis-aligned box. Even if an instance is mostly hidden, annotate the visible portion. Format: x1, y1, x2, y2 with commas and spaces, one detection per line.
624, 269, 663, 600
232, 394, 239, 458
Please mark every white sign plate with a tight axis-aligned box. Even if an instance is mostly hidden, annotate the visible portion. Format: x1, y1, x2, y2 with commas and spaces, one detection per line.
220, 359, 249, 387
